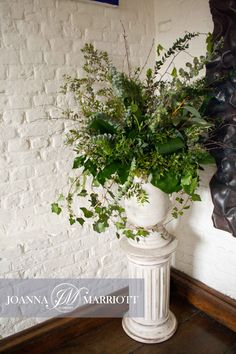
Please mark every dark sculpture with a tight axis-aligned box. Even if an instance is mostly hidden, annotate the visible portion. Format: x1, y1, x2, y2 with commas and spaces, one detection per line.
206, 0, 236, 236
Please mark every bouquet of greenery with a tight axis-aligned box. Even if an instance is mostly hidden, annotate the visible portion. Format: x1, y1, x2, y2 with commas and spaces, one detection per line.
52, 32, 215, 240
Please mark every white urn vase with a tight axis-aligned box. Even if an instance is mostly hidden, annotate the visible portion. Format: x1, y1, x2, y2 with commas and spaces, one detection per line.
120, 181, 178, 343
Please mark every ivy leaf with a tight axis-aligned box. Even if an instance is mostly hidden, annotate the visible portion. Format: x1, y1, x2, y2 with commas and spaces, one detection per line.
123, 229, 135, 239
93, 221, 108, 233
78, 189, 87, 197
51, 203, 62, 215
181, 173, 192, 186
191, 194, 201, 201
182, 177, 198, 195
69, 217, 76, 225
80, 207, 93, 218
77, 217, 85, 225
90, 193, 98, 207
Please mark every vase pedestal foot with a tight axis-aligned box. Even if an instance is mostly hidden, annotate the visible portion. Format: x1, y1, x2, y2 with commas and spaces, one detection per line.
122, 311, 177, 344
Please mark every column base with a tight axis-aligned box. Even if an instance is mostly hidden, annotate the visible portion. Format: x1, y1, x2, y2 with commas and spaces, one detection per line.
122, 311, 177, 344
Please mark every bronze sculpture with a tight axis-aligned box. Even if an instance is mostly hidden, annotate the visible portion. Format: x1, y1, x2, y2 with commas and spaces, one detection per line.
206, 0, 236, 236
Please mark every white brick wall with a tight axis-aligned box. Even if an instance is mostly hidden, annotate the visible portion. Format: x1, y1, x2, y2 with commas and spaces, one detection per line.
0, 0, 156, 337
155, 0, 236, 299
1, 0, 235, 339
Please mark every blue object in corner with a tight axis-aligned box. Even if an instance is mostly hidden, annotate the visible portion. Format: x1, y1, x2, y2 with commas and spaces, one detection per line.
93, 0, 119, 5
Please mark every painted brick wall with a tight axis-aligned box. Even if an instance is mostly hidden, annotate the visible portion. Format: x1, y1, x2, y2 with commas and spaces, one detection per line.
2, 0, 236, 339
0, 0, 155, 337
155, 0, 236, 299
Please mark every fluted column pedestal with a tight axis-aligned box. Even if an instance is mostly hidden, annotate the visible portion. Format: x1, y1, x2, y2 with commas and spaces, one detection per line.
120, 229, 178, 343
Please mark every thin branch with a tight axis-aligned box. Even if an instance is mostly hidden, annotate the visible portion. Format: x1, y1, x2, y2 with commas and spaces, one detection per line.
120, 20, 132, 78
138, 38, 155, 78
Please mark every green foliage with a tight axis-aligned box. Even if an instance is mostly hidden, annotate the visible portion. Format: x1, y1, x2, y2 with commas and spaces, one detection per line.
51, 203, 62, 215
52, 33, 217, 240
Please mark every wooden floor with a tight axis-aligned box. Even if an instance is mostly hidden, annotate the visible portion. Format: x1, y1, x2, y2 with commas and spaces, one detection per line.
47, 295, 236, 354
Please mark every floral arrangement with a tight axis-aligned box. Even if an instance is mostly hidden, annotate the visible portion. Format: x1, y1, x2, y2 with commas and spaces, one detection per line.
52, 32, 216, 239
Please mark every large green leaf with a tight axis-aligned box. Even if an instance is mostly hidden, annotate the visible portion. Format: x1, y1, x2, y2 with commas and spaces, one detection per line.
73, 156, 86, 169
151, 171, 181, 194
97, 162, 121, 185
89, 113, 117, 134
116, 164, 130, 184
156, 137, 185, 155
191, 117, 212, 127
84, 159, 97, 176
183, 105, 201, 119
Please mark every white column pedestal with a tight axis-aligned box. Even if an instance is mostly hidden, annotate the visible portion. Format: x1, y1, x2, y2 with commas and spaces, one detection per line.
120, 230, 178, 344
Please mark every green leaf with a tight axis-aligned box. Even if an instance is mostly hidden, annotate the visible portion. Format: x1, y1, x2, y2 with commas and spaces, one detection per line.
58, 194, 65, 202
97, 162, 120, 184
107, 190, 115, 199
151, 171, 181, 194
51, 203, 62, 215
93, 221, 108, 233
77, 217, 85, 225
117, 164, 130, 184
131, 102, 138, 113
157, 44, 164, 56
89, 113, 117, 134
171, 67, 177, 78
206, 32, 213, 54
156, 137, 185, 155
191, 117, 212, 127
146, 68, 152, 78
191, 194, 201, 201
123, 229, 135, 239
182, 176, 198, 195
92, 179, 100, 187
69, 217, 76, 225
90, 193, 98, 207
73, 156, 86, 169
84, 159, 97, 176
183, 105, 201, 119
199, 153, 215, 165
181, 174, 192, 186
80, 207, 93, 218
78, 189, 87, 197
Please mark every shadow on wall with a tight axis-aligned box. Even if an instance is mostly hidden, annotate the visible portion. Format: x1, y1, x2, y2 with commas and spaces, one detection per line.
167, 165, 217, 279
